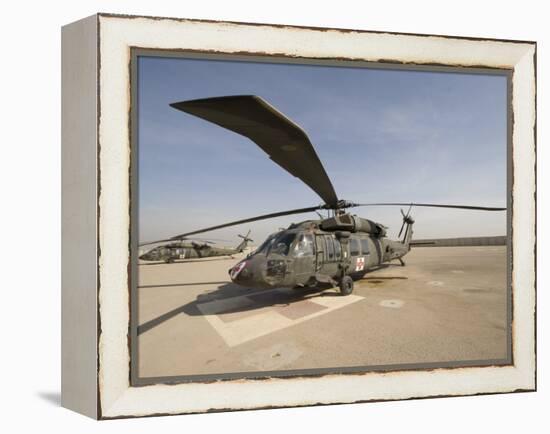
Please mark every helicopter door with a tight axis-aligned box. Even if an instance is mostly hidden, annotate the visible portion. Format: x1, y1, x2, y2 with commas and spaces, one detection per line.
315, 235, 328, 272
372, 238, 383, 265
316, 235, 339, 279
293, 233, 315, 285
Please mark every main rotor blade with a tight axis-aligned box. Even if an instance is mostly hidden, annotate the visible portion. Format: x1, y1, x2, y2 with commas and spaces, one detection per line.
169, 205, 321, 240
138, 238, 172, 247
138, 236, 227, 247
351, 202, 506, 211
170, 95, 339, 207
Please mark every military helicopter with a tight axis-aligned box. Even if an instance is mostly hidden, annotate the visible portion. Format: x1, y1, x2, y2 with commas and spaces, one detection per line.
146, 95, 505, 295
139, 231, 253, 263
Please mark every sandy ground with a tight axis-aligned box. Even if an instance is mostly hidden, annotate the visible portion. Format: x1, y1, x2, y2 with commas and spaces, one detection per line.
136, 246, 509, 380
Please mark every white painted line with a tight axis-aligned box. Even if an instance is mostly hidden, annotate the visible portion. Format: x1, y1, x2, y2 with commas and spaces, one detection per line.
197, 290, 364, 347
196, 295, 255, 315
201, 310, 293, 347
312, 294, 364, 309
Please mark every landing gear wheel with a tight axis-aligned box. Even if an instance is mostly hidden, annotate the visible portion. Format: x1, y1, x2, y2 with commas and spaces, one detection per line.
339, 275, 354, 296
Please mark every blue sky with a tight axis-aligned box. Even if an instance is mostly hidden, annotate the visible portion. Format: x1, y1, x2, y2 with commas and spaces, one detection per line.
138, 56, 508, 245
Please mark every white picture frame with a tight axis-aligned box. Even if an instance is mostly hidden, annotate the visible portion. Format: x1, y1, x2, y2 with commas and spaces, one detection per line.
61, 13, 536, 419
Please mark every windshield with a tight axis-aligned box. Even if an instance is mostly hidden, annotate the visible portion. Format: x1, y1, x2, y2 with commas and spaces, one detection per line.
253, 232, 296, 256
270, 233, 296, 256
253, 233, 278, 255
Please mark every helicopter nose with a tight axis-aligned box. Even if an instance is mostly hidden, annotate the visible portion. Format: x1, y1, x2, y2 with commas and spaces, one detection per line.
229, 256, 267, 286
229, 260, 249, 282
229, 260, 248, 283
229, 255, 285, 288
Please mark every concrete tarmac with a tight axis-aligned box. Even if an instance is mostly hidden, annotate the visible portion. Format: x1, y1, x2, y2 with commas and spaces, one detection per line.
136, 246, 508, 380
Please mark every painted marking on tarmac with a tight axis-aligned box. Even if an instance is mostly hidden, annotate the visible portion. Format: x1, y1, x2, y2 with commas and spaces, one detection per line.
379, 299, 404, 308
197, 289, 363, 347
428, 280, 445, 286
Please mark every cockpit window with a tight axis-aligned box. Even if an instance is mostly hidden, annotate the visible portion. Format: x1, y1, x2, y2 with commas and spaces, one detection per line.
252, 232, 297, 256
254, 233, 278, 255
294, 233, 314, 256
270, 233, 296, 256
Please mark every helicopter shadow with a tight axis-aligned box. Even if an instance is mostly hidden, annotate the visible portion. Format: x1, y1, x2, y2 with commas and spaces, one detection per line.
137, 264, 406, 335
138, 281, 230, 289
182, 282, 339, 317
137, 282, 337, 335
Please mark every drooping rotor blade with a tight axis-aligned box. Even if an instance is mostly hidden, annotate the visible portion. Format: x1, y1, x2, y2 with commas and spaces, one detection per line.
169, 205, 322, 240
138, 236, 227, 247
193, 237, 229, 242
350, 202, 506, 211
170, 95, 339, 207
138, 238, 173, 247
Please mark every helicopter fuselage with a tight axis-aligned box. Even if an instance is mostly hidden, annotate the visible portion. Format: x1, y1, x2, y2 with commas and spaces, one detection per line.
229, 214, 412, 290
140, 231, 253, 263
140, 243, 239, 263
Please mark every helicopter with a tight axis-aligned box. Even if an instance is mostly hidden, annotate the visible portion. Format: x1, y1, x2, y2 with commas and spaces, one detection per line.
146, 95, 506, 295
139, 231, 253, 263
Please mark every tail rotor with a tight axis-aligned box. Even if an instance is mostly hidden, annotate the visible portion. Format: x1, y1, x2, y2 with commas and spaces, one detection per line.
236, 230, 253, 252
238, 229, 253, 243
398, 205, 415, 244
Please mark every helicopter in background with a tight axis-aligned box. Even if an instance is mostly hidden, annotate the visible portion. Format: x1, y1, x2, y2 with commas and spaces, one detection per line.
139, 231, 253, 263
146, 95, 505, 294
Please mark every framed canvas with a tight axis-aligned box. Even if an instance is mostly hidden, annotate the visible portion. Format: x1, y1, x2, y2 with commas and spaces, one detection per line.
61, 13, 536, 419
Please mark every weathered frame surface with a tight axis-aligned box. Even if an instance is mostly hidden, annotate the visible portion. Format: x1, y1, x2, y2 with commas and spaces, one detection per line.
62, 13, 536, 419
129, 49, 514, 386
61, 14, 99, 419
